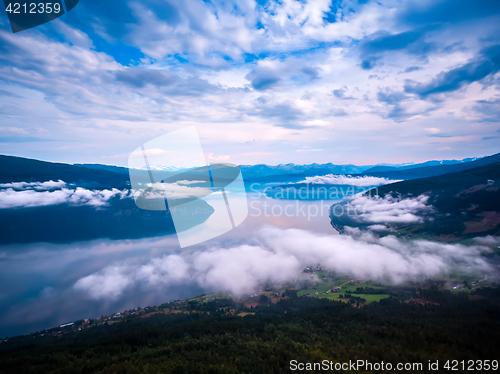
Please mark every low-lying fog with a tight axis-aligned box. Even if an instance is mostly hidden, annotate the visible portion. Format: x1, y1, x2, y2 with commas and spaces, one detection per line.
0, 194, 497, 337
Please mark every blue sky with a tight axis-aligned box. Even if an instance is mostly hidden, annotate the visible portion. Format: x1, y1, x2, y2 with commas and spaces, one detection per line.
0, 0, 499, 166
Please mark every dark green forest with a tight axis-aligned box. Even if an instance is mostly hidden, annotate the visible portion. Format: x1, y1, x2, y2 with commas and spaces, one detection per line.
1, 287, 499, 373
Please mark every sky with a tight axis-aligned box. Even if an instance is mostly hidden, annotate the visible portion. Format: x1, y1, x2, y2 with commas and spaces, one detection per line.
0, 0, 500, 166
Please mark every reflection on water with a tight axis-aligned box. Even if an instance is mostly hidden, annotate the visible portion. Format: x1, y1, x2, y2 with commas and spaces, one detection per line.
0, 194, 340, 337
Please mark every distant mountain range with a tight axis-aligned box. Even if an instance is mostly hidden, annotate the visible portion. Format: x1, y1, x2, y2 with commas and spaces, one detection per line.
78, 155, 488, 179
1, 153, 499, 244
2, 153, 495, 185
362, 156, 483, 173
361, 153, 500, 180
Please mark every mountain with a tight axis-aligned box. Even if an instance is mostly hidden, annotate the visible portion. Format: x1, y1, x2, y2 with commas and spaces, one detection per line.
362, 156, 483, 174
73, 163, 131, 175
361, 153, 500, 180
239, 163, 372, 178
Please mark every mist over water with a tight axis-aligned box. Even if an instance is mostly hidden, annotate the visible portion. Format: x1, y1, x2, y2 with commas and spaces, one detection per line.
0, 194, 495, 337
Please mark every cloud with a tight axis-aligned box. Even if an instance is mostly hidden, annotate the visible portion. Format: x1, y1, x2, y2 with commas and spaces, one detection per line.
74, 265, 133, 300
473, 235, 500, 246
377, 88, 407, 104
359, 29, 431, 69
367, 224, 393, 232
302, 175, 402, 187
1, 0, 500, 164
332, 86, 355, 100
398, 0, 500, 27
73, 225, 493, 300
249, 95, 306, 128
114, 69, 177, 88
143, 182, 212, 200
301, 66, 320, 81
177, 180, 206, 185
296, 148, 324, 153
472, 97, 500, 122
0, 182, 129, 209
425, 127, 441, 134
0, 180, 66, 190
404, 44, 500, 97
403, 66, 422, 73
0, 126, 29, 134
205, 153, 231, 162
340, 194, 433, 224
245, 66, 282, 90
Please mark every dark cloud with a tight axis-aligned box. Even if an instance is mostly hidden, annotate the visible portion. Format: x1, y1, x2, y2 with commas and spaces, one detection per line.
472, 97, 500, 122
0, 89, 24, 98
404, 44, 500, 97
113, 69, 220, 97
359, 30, 434, 70
333, 86, 354, 100
398, 0, 500, 27
245, 67, 282, 90
377, 88, 407, 104
301, 67, 320, 80
114, 69, 177, 88
250, 96, 306, 128
375, 88, 436, 121
333, 86, 346, 99
403, 66, 422, 73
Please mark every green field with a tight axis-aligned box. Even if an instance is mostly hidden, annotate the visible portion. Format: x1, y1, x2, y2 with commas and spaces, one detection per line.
296, 279, 390, 303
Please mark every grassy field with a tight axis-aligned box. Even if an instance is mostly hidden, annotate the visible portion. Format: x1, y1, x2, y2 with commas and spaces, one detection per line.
237, 312, 256, 317
296, 279, 390, 304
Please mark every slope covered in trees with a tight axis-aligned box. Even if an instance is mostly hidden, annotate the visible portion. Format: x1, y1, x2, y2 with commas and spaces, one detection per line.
1, 287, 499, 373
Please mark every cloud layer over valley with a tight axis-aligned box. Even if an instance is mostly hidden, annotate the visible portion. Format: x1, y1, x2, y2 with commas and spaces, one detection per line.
0, 180, 130, 209
74, 225, 493, 300
335, 194, 434, 224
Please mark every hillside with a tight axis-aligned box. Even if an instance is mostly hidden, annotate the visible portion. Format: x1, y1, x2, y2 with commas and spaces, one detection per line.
0, 155, 130, 189
330, 162, 500, 241
1, 287, 499, 373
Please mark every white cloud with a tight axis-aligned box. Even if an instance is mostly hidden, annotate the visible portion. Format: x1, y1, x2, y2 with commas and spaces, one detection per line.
367, 224, 393, 232
1, 0, 500, 166
73, 225, 493, 300
473, 235, 500, 246
0, 180, 67, 191
143, 182, 212, 200
302, 175, 402, 187
176, 180, 207, 185
342, 194, 433, 224
0, 126, 28, 134
0, 183, 129, 209
74, 265, 133, 300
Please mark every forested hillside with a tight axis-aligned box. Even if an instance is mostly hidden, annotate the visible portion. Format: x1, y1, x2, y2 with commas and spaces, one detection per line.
1, 287, 499, 373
